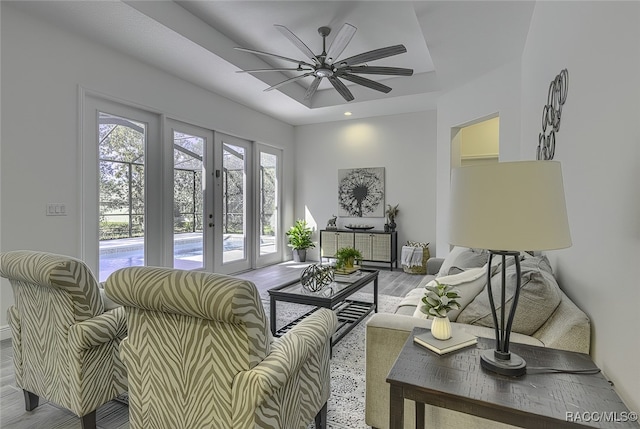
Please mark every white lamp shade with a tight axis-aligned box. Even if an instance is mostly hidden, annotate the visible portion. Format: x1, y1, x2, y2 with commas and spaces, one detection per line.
449, 161, 571, 251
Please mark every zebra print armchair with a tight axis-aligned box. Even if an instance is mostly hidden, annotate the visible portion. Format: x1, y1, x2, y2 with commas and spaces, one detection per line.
0, 250, 127, 429
105, 266, 338, 429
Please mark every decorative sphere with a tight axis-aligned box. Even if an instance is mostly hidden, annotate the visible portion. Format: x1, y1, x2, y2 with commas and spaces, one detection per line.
300, 264, 334, 292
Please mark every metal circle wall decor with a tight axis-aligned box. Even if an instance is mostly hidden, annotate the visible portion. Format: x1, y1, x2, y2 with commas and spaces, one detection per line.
300, 264, 334, 292
537, 69, 569, 160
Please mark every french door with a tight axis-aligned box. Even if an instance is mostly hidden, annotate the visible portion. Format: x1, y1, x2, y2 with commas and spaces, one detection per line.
168, 124, 264, 275
214, 133, 253, 274
84, 95, 282, 279
82, 95, 161, 281
255, 144, 282, 267
166, 120, 214, 272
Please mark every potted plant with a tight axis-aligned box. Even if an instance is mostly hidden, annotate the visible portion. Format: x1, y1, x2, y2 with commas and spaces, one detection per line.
286, 219, 315, 262
334, 246, 363, 271
420, 280, 461, 340
386, 203, 399, 231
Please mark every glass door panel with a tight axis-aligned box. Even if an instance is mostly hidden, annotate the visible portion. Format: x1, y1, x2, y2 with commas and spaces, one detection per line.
222, 143, 246, 264
98, 111, 146, 281
255, 145, 282, 267
214, 133, 252, 274
259, 151, 277, 256
173, 131, 205, 270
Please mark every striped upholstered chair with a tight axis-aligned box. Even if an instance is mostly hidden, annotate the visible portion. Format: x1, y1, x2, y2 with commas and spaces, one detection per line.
0, 250, 127, 429
105, 266, 338, 429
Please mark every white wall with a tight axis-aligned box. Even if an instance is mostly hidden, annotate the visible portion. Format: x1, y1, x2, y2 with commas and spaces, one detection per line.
0, 0, 3, 340
435, 60, 522, 256
520, 1, 640, 412
294, 111, 437, 262
0, 4, 295, 332
436, 1, 639, 412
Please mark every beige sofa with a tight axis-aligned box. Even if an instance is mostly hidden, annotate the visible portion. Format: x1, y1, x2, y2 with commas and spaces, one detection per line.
365, 251, 591, 429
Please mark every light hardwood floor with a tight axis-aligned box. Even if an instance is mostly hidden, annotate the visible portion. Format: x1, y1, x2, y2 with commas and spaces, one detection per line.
237, 261, 425, 297
0, 262, 425, 429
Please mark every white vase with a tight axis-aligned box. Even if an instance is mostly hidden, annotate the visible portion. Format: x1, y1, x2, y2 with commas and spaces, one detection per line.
431, 316, 452, 340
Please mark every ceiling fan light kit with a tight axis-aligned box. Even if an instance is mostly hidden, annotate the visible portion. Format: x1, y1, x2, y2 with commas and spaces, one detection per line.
235, 23, 414, 102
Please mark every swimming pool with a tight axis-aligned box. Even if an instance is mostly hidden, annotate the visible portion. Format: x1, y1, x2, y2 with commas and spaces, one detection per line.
98, 233, 273, 281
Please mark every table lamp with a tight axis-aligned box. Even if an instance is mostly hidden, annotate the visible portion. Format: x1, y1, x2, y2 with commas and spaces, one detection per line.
449, 161, 571, 376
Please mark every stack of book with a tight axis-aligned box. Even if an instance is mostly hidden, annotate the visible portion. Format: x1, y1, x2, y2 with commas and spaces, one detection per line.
333, 270, 363, 283
413, 329, 477, 355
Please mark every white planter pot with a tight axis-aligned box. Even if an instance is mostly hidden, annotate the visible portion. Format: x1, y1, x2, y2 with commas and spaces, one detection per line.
431, 316, 452, 340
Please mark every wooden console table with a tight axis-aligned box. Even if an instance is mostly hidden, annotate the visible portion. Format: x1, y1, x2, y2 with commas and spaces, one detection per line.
320, 229, 397, 270
387, 327, 639, 429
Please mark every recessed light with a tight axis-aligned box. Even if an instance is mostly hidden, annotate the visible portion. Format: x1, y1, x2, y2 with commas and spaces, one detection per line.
344, 111, 352, 116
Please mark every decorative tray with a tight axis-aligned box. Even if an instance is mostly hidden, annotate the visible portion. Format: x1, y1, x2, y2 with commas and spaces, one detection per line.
345, 225, 374, 231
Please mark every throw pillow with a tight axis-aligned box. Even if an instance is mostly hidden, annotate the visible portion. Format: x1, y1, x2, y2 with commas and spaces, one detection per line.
406, 240, 429, 248
456, 255, 561, 335
484, 251, 528, 274
437, 246, 489, 277
413, 266, 488, 322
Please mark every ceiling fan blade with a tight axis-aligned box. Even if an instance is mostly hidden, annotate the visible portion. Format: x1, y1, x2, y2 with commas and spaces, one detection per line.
237, 67, 312, 73
326, 23, 357, 63
274, 25, 319, 63
337, 44, 408, 67
328, 77, 354, 102
265, 72, 314, 92
345, 66, 414, 76
337, 73, 392, 93
234, 47, 314, 68
305, 77, 322, 100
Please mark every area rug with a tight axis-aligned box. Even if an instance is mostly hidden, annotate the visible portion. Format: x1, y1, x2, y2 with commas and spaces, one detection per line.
117, 292, 403, 429
262, 292, 402, 429
318, 294, 402, 429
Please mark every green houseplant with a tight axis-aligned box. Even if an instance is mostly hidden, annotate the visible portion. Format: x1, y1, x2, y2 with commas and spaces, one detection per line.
286, 219, 315, 262
385, 203, 399, 231
421, 280, 461, 318
420, 280, 461, 340
334, 246, 363, 271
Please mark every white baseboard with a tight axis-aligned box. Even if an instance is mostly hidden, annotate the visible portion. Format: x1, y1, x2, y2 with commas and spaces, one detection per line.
1, 325, 11, 341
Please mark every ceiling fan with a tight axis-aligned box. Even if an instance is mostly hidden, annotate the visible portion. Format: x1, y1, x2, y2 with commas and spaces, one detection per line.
235, 23, 414, 102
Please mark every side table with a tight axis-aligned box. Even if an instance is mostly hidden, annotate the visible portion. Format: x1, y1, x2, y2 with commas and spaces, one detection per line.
387, 327, 639, 429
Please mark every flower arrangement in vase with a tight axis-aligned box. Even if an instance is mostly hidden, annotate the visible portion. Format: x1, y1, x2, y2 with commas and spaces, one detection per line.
420, 280, 461, 340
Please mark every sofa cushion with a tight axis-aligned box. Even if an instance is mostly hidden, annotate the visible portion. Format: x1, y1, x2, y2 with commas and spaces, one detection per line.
456, 255, 562, 335
396, 287, 428, 312
437, 246, 488, 277
454, 323, 545, 348
411, 267, 488, 321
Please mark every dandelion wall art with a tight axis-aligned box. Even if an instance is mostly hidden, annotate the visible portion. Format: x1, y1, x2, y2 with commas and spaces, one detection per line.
338, 167, 385, 218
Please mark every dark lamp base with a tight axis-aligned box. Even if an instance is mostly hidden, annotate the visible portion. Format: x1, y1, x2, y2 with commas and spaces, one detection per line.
480, 349, 526, 377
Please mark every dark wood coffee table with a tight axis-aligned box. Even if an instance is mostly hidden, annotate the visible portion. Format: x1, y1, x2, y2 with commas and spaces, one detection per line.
387, 327, 639, 429
268, 269, 378, 347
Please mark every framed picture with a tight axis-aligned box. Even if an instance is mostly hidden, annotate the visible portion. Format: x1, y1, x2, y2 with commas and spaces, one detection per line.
338, 167, 385, 218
